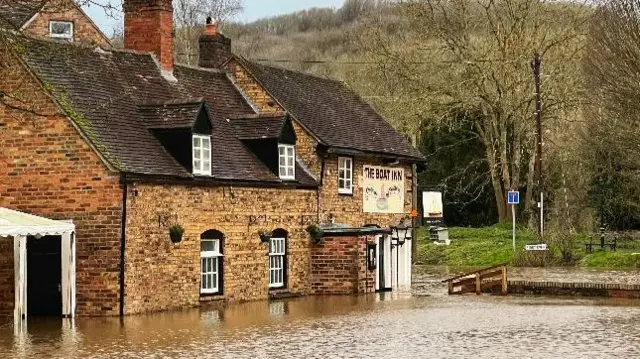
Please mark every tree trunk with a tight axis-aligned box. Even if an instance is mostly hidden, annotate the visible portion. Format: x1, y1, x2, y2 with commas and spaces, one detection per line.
524, 149, 536, 228
492, 173, 508, 222
486, 146, 508, 221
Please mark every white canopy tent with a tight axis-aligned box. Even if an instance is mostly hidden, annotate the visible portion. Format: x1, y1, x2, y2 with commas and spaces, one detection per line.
0, 207, 76, 326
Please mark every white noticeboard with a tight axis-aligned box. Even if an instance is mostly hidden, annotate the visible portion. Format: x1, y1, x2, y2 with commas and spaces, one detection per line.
362, 165, 405, 214
422, 191, 443, 222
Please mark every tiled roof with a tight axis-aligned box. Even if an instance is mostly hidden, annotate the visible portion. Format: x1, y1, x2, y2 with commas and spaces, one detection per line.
0, 0, 44, 29
230, 115, 287, 140
238, 59, 425, 161
140, 99, 205, 129
18, 37, 316, 186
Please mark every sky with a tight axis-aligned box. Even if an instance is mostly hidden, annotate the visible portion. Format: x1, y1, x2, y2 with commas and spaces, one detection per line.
83, 0, 345, 36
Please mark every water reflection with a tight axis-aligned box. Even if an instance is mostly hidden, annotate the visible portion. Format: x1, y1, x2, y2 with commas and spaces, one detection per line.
2, 291, 640, 358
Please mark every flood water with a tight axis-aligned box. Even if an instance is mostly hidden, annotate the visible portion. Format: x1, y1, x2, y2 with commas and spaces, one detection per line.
3, 268, 640, 358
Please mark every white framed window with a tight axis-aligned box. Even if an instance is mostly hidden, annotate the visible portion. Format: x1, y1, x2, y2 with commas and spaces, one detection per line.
278, 144, 295, 180
201, 235, 223, 294
49, 21, 73, 41
269, 237, 286, 288
338, 157, 353, 194
193, 134, 211, 175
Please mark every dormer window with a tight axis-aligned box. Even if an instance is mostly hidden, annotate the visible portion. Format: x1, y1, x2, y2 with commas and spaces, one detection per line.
49, 21, 73, 42
193, 134, 211, 175
278, 144, 295, 180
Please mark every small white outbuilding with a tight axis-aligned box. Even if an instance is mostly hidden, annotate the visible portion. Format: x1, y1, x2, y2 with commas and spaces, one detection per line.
0, 207, 76, 325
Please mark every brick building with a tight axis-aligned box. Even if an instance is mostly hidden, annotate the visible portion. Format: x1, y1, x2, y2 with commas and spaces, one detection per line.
0, 0, 110, 46
0, 0, 424, 317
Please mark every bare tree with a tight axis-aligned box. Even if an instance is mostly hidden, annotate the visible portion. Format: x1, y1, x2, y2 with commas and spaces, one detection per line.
174, 0, 243, 65
583, 0, 640, 229
341, 0, 393, 22
357, 0, 589, 222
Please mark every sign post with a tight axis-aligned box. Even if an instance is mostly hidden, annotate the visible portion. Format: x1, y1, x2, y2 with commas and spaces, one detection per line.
507, 191, 520, 251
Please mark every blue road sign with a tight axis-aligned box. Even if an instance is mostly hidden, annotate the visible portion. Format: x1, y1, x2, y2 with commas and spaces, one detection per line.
507, 191, 520, 205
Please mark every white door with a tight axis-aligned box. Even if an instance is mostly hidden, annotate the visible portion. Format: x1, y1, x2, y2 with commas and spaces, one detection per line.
395, 238, 412, 291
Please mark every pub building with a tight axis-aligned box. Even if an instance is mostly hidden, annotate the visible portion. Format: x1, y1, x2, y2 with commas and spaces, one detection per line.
0, 0, 425, 319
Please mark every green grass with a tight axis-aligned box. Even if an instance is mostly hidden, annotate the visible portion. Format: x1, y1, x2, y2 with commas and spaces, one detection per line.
579, 251, 638, 268
416, 225, 640, 269
416, 225, 537, 267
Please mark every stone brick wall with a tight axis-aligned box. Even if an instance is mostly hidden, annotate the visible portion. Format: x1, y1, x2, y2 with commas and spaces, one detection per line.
227, 59, 416, 228
123, 183, 318, 314
227, 60, 283, 113
311, 235, 375, 295
320, 155, 414, 227
291, 121, 321, 177
0, 54, 123, 316
24, 0, 110, 47
507, 280, 640, 299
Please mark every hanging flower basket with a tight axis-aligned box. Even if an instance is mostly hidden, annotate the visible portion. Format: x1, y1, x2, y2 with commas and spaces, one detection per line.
169, 224, 185, 243
306, 224, 323, 244
259, 230, 272, 243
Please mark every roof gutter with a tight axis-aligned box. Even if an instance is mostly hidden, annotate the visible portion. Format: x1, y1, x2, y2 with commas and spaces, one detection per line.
121, 173, 319, 190
321, 145, 426, 163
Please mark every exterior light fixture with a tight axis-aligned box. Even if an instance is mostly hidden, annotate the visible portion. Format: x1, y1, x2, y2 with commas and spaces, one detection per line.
390, 218, 412, 248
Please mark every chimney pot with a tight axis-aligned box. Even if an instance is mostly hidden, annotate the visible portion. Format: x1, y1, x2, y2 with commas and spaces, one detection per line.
198, 20, 231, 69
205, 17, 217, 36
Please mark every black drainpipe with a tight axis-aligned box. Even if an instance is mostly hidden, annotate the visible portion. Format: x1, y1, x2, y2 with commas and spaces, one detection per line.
119, 177, 128, 317
317, 154, 327, 222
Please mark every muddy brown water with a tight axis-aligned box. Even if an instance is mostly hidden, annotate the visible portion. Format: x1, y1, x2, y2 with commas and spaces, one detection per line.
2, 267, 640, 358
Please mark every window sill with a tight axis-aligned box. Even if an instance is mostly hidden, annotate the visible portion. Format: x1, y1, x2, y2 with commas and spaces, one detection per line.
199, 293, 225, 302
50, 36, 74, 42
338, 191, 354, 197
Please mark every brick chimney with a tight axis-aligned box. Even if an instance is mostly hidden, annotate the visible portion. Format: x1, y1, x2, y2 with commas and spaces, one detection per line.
199, 17, 232, 69
124, 0, 174, 73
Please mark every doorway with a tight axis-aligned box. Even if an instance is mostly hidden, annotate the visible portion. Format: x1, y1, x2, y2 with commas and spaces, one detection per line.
375, 235, 392, 292
27, 235, 62, 316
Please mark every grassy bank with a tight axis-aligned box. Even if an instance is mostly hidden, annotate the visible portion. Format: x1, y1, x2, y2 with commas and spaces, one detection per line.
416, 225, 640, 268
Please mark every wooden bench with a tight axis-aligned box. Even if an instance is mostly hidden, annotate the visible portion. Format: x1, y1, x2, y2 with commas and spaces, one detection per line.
585, 234, 617, 253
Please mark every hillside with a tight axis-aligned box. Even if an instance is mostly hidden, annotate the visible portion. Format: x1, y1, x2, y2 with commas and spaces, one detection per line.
223, 4, 387, 76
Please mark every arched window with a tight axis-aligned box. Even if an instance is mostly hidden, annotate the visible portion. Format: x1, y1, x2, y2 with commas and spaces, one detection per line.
200, 230, 224, 295
269, 228, 288, 289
